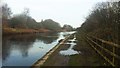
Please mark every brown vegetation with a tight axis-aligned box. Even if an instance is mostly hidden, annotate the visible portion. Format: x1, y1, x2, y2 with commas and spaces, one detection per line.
2, 4, 74, 35
77, 2, 120, 44
3, 27, 51, 35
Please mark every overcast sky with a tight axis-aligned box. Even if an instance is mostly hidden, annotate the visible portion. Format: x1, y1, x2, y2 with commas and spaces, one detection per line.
3, 0, 109, 27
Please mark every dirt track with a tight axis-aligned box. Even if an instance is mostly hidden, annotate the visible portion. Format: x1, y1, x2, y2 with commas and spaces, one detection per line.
32, 34, 107, 67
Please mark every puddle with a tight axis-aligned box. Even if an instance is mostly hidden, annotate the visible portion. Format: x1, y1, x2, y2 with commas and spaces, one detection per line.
59, 36, 81, 56
60, 49, 79, 55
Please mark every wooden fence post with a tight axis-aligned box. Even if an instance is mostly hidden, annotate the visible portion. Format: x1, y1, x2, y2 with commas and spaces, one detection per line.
113, 47, 115, 66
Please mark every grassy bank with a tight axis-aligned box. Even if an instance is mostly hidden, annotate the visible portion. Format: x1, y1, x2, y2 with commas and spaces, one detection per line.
3, 27, 52, 35
68, 32, 107, 66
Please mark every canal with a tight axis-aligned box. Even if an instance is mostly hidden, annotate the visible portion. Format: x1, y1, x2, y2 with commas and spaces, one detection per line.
2, 32, 75, 67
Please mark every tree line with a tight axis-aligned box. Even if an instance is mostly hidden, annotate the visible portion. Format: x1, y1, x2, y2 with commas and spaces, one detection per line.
77, 1, 120, 44
2, 4, 74, 33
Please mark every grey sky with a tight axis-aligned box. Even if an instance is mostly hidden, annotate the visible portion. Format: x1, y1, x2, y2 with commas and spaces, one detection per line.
3, 0, 108, 27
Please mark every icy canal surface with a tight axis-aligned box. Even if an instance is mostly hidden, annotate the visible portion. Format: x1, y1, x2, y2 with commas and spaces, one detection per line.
59, 36, 81, 56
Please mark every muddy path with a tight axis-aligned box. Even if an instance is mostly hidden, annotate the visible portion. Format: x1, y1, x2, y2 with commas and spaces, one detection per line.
32, 33, 107, 67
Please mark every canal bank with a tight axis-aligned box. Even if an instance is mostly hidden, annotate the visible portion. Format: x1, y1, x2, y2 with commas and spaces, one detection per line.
31, 34, 72, 68
32, 32, 108, 67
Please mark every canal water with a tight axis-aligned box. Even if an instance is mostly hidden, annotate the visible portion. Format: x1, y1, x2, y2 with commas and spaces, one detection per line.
2, 32, 75, 67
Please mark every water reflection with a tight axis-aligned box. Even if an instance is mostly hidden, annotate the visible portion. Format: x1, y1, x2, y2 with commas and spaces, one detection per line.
2, 32, 59, 66
2, 34, 35, 61
2, 32, 74, 66
36, 32, 59, 44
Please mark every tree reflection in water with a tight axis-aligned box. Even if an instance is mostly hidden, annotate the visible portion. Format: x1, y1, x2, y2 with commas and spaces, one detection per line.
36, 32, 59, 44
2, 32, 59, 61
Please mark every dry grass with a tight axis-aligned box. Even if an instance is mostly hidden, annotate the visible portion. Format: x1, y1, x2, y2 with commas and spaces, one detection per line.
3, 27, 51, 35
